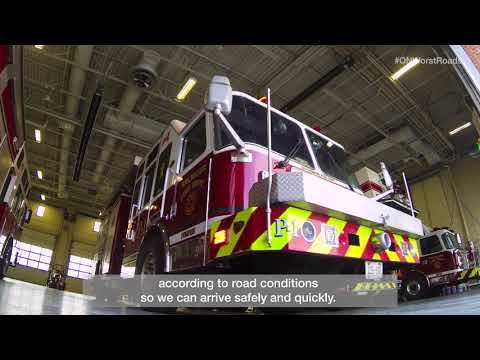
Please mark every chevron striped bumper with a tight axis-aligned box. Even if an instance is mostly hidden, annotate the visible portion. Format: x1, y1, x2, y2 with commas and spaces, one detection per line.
209, 206, 420, 264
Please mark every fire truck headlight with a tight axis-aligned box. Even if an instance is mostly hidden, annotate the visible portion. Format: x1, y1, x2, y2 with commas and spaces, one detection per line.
213, 230, 228, 245
372, 232, 391, 252
409, 243, 417, 257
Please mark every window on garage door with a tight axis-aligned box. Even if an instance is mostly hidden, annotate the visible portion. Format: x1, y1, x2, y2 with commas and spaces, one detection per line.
0, 236, 53, 271
67, 255, 95, 279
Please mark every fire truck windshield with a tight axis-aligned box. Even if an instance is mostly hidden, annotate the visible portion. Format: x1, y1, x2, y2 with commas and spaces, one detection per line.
441, 232, 463, 250
305, 130, 350, 184
215, 95, 314, 169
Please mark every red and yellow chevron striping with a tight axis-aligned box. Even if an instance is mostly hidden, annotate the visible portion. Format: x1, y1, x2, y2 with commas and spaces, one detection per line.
457, 267, 480, 281
209, 206, 420, 264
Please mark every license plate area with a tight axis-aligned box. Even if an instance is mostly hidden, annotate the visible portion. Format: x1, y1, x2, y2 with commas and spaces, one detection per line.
365, 261, 383, 280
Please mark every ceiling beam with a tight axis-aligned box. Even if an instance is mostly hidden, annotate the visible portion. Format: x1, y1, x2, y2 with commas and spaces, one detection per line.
29, 169, 115, 196
29, 47, 198, 114
24, 76, 181, 126
25, 103, 152, 149
31, 181, 105, 207
30, 50, 205, 98
258, 46, 329, 96
323, 88, 420, 162
26, 139, 132, 173
251, 45, 282, 61
362, 48, 456, 154
29, 190, 101, 217
176, 45, 261, 87
28, 153, 127, 184
25, 122, 143, 161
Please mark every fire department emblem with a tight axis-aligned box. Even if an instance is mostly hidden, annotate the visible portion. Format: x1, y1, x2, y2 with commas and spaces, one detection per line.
184, 191, 198, 216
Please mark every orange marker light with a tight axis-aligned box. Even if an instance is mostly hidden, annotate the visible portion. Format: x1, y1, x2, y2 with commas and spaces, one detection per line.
213, 230, 228, 245
259, 96, 267, 104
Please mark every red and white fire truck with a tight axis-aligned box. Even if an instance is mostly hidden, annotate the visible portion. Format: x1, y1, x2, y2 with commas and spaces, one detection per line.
94, 193, 131, 275
121, 75, 425, 280
348, 165, 480, 301
0, 45, 32, 279
398, 227, 480, 300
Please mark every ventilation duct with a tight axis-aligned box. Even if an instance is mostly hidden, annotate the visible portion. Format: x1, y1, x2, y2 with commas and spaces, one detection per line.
103, 111, 166, 143
92, 51, 162, 184
347, 126, 441, 167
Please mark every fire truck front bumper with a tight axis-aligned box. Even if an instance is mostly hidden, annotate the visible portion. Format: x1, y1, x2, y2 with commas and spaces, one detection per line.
209, 206, 420, 266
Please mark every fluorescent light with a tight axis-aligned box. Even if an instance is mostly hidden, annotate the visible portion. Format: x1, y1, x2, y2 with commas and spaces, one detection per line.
93, 221, 101, 233
36, 206, 46, 217
390, 58, 420, 81
35, 129, 42, 143
449, 122, 472, 135
176, 77, 197, 101
34, 45, 45, 50
41, 194, 46, 201
133, 155, 143, 166
37, 170, 43, 179
326, 141, 333, 148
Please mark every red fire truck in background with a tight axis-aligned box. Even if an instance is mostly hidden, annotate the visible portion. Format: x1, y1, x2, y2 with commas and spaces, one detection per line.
121, 76, 424, 280
398, 227, 480, 300
94, 193, 131, 275
0, 45, 33, 280
348, 164, 480, 301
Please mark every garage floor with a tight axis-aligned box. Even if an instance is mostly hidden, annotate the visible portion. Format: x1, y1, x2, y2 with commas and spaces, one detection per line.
2, 277, 480, 315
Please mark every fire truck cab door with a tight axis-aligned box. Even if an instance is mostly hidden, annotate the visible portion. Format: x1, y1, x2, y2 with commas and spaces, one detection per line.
168, 113, 213, 237
133, 144, 160, 245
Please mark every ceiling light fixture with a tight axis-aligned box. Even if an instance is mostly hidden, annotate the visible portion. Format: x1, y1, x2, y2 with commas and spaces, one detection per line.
390, 57, 420, 81
41, 194, 46, 201
35, 129, 42, 143
93, 221, 101, 233
36, 206, 46, 217
34, 45, 45, 50
326, 141, 334, 148
37, 170, 43, 179
449, 122, 472, 135
176, 77, 197, 101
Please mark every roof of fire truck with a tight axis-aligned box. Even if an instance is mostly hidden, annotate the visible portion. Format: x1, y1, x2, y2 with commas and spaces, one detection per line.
141, 89, 347, 167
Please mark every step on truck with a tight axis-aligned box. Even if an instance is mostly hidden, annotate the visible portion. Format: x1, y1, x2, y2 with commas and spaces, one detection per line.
122, 75, 424, 282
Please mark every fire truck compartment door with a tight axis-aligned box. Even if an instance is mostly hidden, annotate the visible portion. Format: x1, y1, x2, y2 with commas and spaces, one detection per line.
249, 171, 424, 237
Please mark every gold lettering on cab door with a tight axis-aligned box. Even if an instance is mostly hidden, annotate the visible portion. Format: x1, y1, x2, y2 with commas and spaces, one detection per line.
180, 164, 208, 215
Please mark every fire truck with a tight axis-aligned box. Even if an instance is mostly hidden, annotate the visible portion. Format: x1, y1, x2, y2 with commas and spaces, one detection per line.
0, 45, 32, 280
122, 75, 424, 282
398, 228, 480, 301
94, 193, 131, 275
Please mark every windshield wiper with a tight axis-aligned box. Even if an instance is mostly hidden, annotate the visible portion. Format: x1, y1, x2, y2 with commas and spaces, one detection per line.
277, 138, 303, 168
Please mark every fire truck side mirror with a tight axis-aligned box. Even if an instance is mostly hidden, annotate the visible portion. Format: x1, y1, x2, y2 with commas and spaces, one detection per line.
205, 75, 232, 115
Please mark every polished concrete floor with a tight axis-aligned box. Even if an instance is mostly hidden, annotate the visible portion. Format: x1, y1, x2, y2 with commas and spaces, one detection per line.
2, 277, 480, 315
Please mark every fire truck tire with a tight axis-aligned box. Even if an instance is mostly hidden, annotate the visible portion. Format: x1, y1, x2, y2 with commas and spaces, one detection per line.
401, 272, 429, 301
0, 235, 14, 280
135, 229, 177, 314
135, 229, 167, 276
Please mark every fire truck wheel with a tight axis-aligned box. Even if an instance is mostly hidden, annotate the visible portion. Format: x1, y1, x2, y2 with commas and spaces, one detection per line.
135, 230, 177, 314
135, 230, 167, 276
0, 235, 13, 280
401, 272, 429, 301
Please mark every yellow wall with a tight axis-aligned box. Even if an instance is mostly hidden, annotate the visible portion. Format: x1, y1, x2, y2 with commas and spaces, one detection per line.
7, 201, 100, 294
412, 157, 480, 245
26, 202, 64, 236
